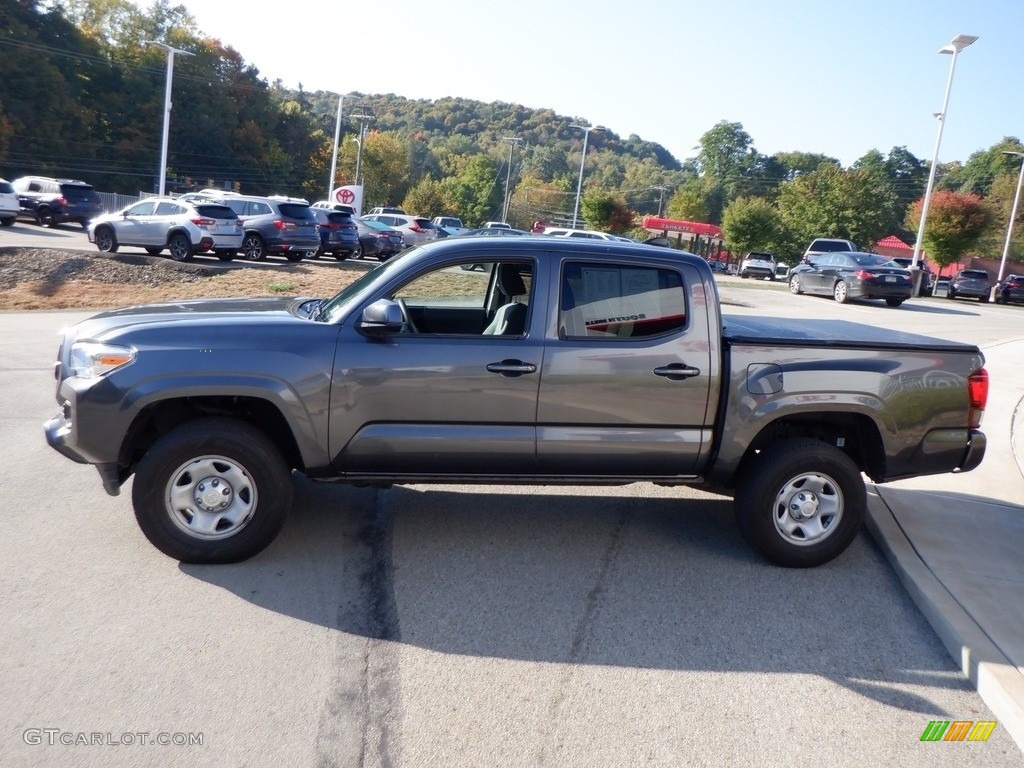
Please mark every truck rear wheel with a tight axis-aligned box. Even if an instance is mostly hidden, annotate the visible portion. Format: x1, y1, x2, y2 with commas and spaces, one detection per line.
734, 438, 865, 567
131, 418, 292, 563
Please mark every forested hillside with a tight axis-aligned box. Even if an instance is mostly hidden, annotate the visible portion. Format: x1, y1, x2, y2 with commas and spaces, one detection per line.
3, 0, 1024, 264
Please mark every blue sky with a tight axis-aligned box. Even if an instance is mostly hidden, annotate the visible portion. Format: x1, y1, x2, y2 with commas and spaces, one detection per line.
139, 0, 1022, 168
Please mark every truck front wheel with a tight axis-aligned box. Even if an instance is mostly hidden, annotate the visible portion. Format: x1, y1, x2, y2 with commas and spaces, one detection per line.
131, 418, 292, 564
734, 438, 865, 567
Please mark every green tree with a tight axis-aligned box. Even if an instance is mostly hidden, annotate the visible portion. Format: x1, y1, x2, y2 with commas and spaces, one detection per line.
776, 165, 895, 250
666, 182, 713, 222
904, 190, 988, 270
580, 191, 620, 231
721, 197, 779, 256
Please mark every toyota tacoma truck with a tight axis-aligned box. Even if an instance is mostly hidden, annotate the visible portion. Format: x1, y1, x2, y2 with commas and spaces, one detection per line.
45, 238, 989, 567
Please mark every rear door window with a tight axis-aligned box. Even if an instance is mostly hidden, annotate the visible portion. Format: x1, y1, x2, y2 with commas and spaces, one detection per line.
559, 261, 686, 339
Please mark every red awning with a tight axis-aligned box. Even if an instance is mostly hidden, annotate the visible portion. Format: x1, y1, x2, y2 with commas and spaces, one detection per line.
876, 235, 912, 250
642, 216, 722, 237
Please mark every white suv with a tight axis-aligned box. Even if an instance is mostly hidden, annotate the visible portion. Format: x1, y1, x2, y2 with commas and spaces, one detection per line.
803, 238, 857, 261
0, 178, 18, 226
88, 197, 244, 262
739, 252, 776, 280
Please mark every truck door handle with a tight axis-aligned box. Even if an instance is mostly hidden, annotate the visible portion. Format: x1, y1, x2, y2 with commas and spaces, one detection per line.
486, 359, 537, 377
654, 363, 701, 380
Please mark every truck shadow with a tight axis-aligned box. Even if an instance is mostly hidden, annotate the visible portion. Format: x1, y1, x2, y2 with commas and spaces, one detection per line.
180, 476, 972, 714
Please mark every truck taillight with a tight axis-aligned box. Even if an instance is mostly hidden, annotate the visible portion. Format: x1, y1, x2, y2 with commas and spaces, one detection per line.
968, 368, 988, 428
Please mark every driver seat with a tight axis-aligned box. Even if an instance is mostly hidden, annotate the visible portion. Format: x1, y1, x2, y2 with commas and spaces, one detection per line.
483, 264, 528, 335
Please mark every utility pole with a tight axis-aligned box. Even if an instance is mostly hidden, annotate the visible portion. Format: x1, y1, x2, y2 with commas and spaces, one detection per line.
351, 113, 374, 187
502, 137, 522, 223
653, 184, 672, 217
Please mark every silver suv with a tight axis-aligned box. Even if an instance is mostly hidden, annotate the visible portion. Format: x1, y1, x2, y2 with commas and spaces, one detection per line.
87, 197, 244, 262
363, 213, 442, 247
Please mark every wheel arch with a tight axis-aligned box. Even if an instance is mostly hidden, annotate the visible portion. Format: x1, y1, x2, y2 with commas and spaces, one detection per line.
119, 395, 308, 481
164, 226, 194, 245
726, 412, 885, 488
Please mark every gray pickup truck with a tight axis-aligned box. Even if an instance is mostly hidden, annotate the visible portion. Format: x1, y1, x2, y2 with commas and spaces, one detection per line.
45, 238, 989, 567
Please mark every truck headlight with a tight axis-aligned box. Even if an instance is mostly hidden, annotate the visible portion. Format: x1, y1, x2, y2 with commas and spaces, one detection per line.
69, 342, 136, 379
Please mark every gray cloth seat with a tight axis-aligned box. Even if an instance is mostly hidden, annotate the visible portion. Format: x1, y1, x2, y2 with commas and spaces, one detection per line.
483, 264, 528, 335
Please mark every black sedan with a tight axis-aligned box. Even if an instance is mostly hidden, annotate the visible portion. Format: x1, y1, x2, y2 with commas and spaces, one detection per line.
789, 252, 913, 307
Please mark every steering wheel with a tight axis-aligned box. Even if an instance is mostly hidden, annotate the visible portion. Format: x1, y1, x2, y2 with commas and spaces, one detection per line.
396, 298, 419, 333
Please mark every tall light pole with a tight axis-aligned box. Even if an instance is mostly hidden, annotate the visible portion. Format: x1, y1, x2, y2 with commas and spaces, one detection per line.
327, 93, 345, 200
502, 136, 522, 223
143, 41, 195, 196
911, 34, 978, 294
994, 150, 1024, 299
570, 124, 604, 229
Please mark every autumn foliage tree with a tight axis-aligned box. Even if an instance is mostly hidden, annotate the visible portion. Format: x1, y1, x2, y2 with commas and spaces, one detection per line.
904, 190, 988, 271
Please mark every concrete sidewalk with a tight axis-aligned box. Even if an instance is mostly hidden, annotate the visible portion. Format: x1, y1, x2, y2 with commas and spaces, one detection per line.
865, 336, 1024, 752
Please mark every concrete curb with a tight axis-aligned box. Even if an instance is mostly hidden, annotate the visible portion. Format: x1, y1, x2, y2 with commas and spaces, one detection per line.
866, 489, 1024, 752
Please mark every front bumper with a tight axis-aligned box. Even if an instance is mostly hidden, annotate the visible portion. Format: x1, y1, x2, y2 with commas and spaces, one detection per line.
44, 411, 124, 496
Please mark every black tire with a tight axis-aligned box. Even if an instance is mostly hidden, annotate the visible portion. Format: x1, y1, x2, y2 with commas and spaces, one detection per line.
284, 251, 305, 262
947, 289, 956, 300
94, 226, 119, 253
242, 234, 267, 261
145, 247, 163, 256
735, 438, 866, 568
789, 274, 803, 295
168, 233, 194, 262
131, 418, 292, 563
216, 251, 236, 262
0, 216, 15, 227
36, 207, 55, 227
355, 242, 367, 259
885, 298, 905, 307
833, 280, 850, 304
332, 251, 348, 261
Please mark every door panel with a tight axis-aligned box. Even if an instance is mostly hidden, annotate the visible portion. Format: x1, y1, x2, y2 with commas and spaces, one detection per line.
537, 259, 714, 476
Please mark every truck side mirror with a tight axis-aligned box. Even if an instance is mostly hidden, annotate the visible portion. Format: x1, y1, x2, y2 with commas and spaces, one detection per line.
359, 299, 404, 334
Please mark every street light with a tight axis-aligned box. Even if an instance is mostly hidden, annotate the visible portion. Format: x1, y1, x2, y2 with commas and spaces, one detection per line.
994, 150, 1024, 300
502, 136, 522, 223
910, 33, 978, 294
143, 41, 195, 196
570, 124, 604, 229
327, 92, 345, 200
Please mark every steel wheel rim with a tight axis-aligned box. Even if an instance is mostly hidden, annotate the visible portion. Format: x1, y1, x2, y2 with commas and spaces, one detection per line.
164, 455, 257, 540
772, 472, 843, 546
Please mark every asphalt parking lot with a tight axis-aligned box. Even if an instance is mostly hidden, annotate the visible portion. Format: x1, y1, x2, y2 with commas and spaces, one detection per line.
1, 230, 1022, 767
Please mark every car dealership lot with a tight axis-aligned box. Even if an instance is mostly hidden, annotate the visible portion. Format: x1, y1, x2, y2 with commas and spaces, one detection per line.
2, 276, 1023, 766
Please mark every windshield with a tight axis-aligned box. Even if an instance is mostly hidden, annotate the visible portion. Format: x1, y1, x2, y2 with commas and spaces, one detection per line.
316, 251, 416, 322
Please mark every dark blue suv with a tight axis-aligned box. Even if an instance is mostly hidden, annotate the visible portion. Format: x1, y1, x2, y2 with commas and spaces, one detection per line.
12, 176, 104, 228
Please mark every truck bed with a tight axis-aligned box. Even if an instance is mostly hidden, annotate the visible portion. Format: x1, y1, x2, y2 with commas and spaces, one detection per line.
721, 315, 982, 355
